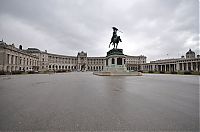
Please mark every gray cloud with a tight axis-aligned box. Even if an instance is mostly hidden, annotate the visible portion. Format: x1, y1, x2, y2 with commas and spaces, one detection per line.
0, 0, 199, 61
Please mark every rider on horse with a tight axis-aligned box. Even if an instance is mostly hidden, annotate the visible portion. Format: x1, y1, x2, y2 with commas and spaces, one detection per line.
109, 27, 122, 49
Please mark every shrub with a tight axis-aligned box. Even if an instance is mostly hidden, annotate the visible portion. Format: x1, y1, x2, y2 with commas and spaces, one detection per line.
148, 71, 154, 73
28, 71, 35, 74
159, 71, 165, 74
56, 70, 67, 73
0, 71, 5, 75
12, 71, 23, 74
192, 71, 200, 75
184, 71, 191, 75
171, 71, 177, 74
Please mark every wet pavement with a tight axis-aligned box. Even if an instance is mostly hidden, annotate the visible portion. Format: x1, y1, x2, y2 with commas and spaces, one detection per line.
0, 72, 199, 131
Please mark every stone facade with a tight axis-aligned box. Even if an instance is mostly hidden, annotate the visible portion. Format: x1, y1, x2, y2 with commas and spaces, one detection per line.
0, 40, 146, 73
142, 49, 200, 72
126, 55, 146, 71
0, 41, 39, 72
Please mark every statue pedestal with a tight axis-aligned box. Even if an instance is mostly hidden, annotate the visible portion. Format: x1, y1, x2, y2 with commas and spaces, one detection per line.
94, 49, 142, 76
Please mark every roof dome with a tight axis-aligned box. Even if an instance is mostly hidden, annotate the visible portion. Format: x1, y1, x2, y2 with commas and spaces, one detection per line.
186, 49, 195, 54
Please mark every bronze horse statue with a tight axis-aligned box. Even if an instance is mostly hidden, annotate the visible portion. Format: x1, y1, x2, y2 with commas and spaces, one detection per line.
109, 27, 122, 49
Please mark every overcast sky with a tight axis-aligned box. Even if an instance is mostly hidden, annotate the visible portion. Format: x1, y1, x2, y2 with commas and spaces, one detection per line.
0, 0, 199, 62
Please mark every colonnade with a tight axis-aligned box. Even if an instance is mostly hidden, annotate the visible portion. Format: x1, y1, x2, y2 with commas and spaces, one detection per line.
143, 61, 200, 72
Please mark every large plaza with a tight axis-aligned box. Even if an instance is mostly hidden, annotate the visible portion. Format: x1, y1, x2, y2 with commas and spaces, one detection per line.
0, 72, 198, 131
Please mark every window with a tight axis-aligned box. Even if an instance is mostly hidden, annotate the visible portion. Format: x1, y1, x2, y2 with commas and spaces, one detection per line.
117, 58, 122, 65
20, 58, 22, 65
15, 56, 18, 64
11, 55, 14, 64
112, 58, 115, 64
7, 54, 9, 64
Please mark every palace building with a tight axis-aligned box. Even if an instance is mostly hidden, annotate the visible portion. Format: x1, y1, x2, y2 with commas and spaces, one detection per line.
0, 40, 146, 73
141, 49, 200, 72
0, 41, 39, 72
1, 40, 199, 74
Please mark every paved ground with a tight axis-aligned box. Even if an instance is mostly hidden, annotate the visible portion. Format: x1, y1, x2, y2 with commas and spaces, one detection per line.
0, 72, 199, 131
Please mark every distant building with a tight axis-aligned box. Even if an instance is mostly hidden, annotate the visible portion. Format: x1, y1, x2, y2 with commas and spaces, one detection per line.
0, 40, 39, 72
0, 40, 146, 73
142, 49, 200, 72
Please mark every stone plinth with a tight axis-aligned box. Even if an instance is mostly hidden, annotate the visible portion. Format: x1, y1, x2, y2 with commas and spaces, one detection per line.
94, 49, 142, 76
107, 48, 124, 56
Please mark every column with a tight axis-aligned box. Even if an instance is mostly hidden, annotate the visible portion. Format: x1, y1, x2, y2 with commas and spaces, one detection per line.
174, 64, 176, 72
186, 63, 188, 71
182, 63, 184, 71
115, 58, 117, 67
9, 55, 11, 64
168, 64, 171, 72
176, 63, 179, 71
152, 65, 155, 71
191, 62, 193, 71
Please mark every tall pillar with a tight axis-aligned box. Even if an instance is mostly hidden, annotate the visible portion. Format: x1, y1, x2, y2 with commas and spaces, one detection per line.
13, 55, 15, 65
115, 58, 117, 68
176, 63, 179, 71
191, 62, 193, 71
174, 64, 176, 72
192, 62, 195, 71
186, 63, 188, 71
9, 55, 11, 64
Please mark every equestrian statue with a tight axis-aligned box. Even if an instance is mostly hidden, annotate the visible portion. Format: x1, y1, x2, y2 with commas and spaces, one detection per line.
109, 27, 122, 49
